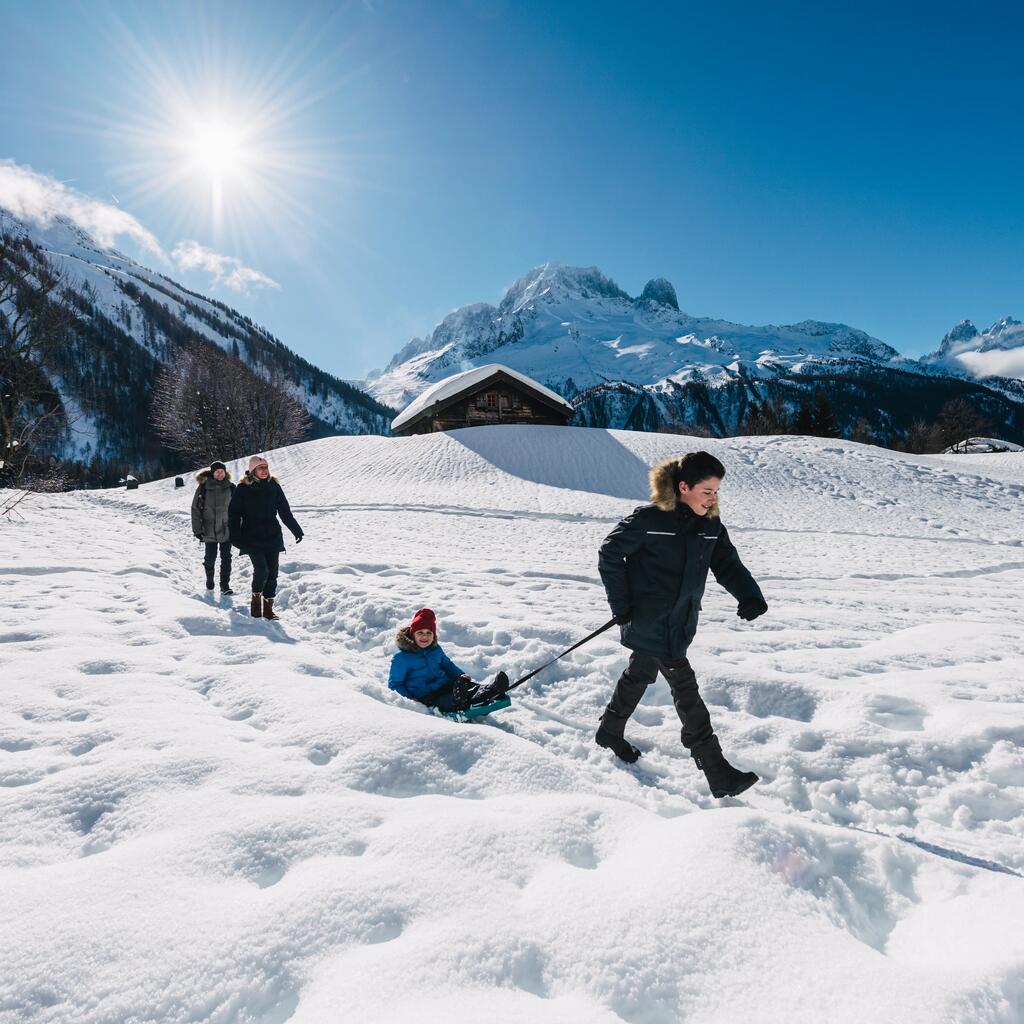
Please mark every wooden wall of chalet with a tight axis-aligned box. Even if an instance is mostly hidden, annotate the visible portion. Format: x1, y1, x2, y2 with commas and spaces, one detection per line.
408, 381, 571, 434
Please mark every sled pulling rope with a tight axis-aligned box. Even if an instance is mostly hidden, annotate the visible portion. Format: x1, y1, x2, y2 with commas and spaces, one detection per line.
497, 617, 618, 694
441, 618, 617, 721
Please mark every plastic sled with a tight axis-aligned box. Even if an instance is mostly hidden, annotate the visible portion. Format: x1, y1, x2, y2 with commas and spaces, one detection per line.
442, 694, 512, 721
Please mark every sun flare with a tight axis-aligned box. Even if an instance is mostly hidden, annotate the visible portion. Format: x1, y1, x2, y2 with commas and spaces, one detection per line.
97, 26, 346, 242
185, 119, 250, 182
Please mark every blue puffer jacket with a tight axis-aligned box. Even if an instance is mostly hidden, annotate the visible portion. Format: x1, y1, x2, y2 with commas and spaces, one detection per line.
388, 627, 466, 701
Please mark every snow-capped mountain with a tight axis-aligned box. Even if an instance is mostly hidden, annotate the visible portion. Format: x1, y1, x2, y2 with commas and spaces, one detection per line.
367, 263, 1024, 441
924, 316, 1024, 382
369, 263, 903, 407
0, 212, 393, 477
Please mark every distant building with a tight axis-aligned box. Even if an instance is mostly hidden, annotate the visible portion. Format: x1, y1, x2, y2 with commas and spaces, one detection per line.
391, 364, 575, 436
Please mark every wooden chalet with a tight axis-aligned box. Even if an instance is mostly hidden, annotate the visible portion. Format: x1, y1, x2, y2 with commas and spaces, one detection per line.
390, 364, 575, 436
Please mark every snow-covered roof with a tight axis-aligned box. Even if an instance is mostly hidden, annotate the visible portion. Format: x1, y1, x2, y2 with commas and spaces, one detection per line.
391, 363, 574, 432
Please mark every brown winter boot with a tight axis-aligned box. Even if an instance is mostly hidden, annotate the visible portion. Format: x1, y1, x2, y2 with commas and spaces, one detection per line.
262, 597, 279, 621
250, 592, 263, 618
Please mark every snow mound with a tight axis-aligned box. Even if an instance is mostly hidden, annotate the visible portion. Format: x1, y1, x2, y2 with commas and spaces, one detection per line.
2, 426, 1023, 1022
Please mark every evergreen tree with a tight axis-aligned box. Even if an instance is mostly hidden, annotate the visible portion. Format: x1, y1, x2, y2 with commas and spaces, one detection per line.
811, 390, 838, 437
792, 401, 814, 435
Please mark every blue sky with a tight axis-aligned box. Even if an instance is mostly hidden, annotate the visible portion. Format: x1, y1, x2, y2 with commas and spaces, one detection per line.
2, 0, 1022, 378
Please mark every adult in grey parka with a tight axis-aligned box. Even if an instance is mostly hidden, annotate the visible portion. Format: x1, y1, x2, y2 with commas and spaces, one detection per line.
191, 461, 235, 593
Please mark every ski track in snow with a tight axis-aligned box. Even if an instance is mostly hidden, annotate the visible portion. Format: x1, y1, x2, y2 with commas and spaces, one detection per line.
2, 427, 1024, 1024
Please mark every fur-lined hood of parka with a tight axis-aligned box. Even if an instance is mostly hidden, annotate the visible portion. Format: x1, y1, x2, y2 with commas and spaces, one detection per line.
239, 471, 279, 486
395, 626, 438, 653
195, 467, 234, 485
649, 456, 720, 518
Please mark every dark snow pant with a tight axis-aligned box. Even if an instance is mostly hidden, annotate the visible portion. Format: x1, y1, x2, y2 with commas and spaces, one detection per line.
204, 542, 232, 583
601, 652, 715, 754
248, 550, 280, 598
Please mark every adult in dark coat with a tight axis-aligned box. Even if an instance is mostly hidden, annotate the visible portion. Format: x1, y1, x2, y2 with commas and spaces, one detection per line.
596, 451, 767, 798
191, 461, 235, 593
228, 455, 303, 620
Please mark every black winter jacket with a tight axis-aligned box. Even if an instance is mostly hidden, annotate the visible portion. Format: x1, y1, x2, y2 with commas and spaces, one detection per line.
598, 503, 764, 661
228, 476, 303, 554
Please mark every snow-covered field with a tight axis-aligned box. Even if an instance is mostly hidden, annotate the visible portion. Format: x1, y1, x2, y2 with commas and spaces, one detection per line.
2, 426, 1024, 1023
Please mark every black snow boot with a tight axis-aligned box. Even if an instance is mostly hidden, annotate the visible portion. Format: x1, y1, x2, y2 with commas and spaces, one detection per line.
220, 576, 234, 595
470, 672, 509, 705
595, 725, 642, 764
451, 680, 473, 712
693, 739, 758, 798
205, 569, 215, 590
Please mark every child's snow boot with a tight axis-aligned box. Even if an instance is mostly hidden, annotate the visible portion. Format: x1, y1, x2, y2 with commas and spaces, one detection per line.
595, 725, 642, 764
205, 569, 215, 590
451, 680, 473, 712
250, 592, 263, 618
262, 597, 280, 621
471, 673, 509, 705
220, 575, 234, 595
693, 738, 758, 798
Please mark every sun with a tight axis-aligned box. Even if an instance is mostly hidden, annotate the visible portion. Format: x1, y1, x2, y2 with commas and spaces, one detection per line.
95, 20, 349, 244
174, 114, 260, 227
186, 119, 248, 181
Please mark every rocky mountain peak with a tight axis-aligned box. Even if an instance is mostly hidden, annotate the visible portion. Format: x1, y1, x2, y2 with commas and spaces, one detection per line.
500, 263, 631, 312
639, 278, 679, 310
987, 316, 1021, 336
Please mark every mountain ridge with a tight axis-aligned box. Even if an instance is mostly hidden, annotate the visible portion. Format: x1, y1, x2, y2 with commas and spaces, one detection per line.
366, 262, 1024, 444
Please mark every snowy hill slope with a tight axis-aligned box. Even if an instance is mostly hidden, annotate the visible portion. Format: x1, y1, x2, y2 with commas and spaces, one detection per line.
367, 263, 1024, 442
3, 427, 1024, 1022
0, 213, 393, 475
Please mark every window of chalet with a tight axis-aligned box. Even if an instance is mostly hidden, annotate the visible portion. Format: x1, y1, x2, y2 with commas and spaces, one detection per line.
485, 392, 497, 409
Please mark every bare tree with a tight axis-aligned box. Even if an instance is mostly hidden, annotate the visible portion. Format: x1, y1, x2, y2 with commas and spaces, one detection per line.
900, 419, 941, 454
897, 399, 994, 455
151, 342, 310, 463
848, 417, 877, 446
934, 397, 993, 450
0, 225, 75, 483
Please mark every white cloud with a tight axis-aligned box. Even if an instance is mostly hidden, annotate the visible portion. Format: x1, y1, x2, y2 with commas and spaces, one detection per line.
171, 240, 279, 293
957, 349, 1024, 380
0, 159, 163, 256
0, 159, 278, 295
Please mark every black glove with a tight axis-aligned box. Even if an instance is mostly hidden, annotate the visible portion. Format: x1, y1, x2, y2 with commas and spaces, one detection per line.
294, 533, 303, 544
737, 597, 768, 622
194, 533, 203, 542
614, 610, 632, 625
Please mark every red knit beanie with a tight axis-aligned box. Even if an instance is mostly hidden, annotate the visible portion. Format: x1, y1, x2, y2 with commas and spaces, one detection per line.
410, 608, 436, 634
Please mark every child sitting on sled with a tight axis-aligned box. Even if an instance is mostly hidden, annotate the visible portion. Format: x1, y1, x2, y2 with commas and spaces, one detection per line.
388, 608, 506, 713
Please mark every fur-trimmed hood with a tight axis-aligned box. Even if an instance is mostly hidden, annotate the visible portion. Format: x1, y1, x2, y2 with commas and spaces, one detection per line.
395, 626, 438, 653
239, 472, 279, 486
195, 467, 234, 485
649, 456, 720, 518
